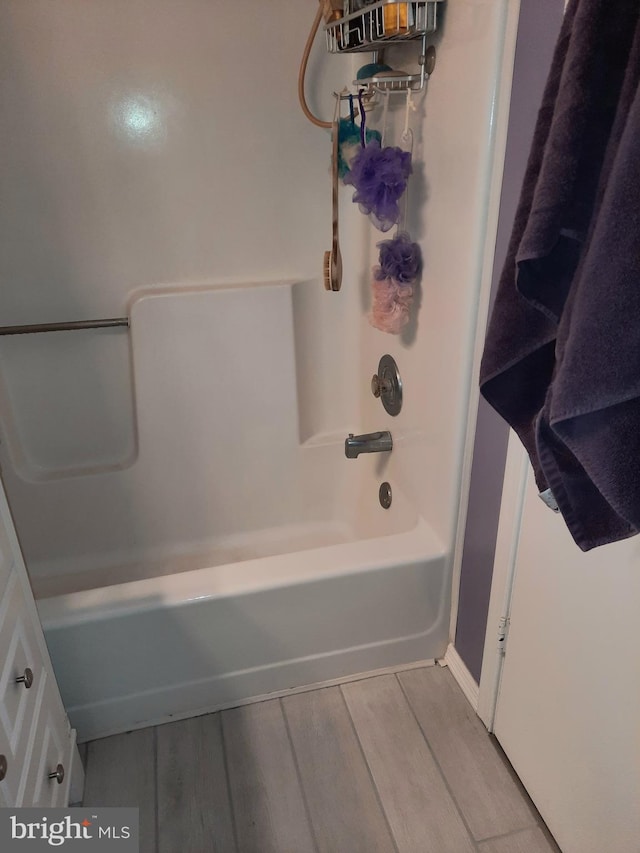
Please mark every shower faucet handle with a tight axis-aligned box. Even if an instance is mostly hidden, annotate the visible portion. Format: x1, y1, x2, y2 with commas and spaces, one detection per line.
371, 374, 392, 398
371, 354, 403, 416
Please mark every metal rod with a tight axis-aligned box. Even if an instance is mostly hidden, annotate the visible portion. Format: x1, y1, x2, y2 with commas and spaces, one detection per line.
0, 318, 129, 336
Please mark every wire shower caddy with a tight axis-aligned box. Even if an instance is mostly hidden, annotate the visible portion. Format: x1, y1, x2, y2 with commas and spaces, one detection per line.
324, 0, 444, 94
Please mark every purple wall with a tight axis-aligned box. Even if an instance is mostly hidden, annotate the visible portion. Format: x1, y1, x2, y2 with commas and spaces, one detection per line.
454, 0, 564, 683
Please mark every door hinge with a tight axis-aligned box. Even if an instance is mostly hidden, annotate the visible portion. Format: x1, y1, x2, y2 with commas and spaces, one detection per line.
497, 616, 510, 656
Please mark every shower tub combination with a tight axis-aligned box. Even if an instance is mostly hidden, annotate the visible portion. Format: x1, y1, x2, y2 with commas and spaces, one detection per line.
1, 283, 448, 742
0, 0, 515, 743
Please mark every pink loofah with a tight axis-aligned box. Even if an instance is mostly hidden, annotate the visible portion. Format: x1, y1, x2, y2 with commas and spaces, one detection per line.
369, 277, 413, 334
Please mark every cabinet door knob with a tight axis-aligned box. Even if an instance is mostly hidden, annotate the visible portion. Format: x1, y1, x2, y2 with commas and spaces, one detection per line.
0, 754, 7, 782
48, 763, 65, 784
15, 667, 34, 689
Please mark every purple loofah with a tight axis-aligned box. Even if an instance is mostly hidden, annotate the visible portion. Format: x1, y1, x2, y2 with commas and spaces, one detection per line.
344, 140, 412, 232
374, 232, 422, 285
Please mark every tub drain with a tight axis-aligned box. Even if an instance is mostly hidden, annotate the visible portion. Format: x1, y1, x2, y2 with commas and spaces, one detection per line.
379, 482, 392, 509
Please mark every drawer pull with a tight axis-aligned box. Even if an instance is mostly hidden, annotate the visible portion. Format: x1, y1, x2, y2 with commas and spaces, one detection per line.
15, 667, 34, 689
0, 754, 7, 782
48, 763, 65, 785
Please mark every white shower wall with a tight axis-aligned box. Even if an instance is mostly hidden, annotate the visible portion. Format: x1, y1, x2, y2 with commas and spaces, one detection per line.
0, 0, 359, 576
0, 1, 354, 316
357, 2, 512, 544
0, 0, 512, 590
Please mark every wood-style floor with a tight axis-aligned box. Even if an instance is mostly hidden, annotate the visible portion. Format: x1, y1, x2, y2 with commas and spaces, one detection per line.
81, 664, 560, 853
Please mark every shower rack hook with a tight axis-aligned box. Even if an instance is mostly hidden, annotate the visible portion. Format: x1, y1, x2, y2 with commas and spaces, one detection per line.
355, 37, 437, 97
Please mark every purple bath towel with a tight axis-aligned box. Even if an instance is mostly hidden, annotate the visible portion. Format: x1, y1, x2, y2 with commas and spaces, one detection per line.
480, 0, 640, 550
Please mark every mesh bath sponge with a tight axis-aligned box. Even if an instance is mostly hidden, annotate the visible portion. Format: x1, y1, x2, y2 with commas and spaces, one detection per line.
344, 139, 412, 232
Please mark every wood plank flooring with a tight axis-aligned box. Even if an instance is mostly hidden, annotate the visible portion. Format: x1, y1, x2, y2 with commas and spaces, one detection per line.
223, 701, 315, 853
157, 714, 236, 852
83, 727, 157, 853
82, 665, 561, 853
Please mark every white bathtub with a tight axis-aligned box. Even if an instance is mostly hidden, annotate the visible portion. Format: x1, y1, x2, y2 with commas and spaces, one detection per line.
13, 283, 448, 742
38, 507, 446, 742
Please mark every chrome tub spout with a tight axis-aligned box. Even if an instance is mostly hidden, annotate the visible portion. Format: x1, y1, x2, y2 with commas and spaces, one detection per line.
345, 431, 393, 459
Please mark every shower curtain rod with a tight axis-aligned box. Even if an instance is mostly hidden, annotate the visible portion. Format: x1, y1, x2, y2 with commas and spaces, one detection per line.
0, 317, 129, 336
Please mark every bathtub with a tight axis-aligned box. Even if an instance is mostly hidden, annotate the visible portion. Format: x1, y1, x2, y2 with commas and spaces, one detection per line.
7, 283, 448, 742
37, 505, 446, 743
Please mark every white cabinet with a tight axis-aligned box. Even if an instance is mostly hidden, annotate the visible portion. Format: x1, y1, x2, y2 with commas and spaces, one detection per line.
0, 574, 45, 800
0, 479, 83, 806
21, 693, 71, 807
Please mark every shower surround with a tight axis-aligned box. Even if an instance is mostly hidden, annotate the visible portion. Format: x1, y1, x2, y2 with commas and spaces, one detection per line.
0, 0, 515, 740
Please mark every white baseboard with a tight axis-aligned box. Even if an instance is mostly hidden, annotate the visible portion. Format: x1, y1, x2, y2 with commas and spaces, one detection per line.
441, 643, 479, 710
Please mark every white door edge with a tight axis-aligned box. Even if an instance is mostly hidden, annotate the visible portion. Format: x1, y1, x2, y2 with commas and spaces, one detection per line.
477, 0, 569, 732
477, 430, 529, 730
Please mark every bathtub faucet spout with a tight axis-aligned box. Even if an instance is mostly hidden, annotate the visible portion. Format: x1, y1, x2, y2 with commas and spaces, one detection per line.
345, 431, 393, 459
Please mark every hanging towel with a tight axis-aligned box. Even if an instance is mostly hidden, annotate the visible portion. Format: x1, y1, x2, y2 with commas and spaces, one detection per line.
480, 0, 640, 550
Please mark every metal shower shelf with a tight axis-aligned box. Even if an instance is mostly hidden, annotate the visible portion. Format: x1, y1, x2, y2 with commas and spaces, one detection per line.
354, 41, 437, 94
324, 0, 444, 54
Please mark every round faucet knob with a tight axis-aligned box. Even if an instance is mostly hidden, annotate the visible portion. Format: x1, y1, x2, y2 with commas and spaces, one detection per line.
371, 355, 403, 416
371, 374, 392, 398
